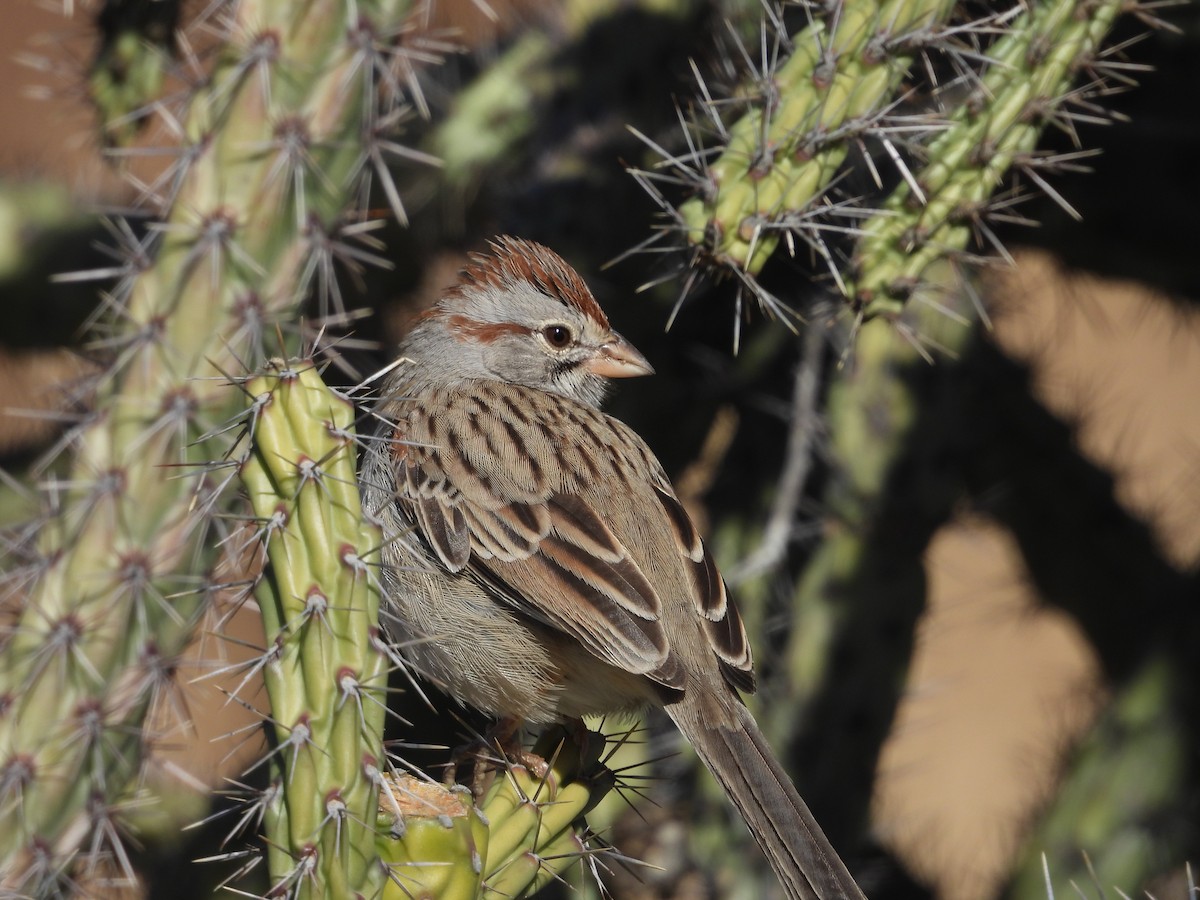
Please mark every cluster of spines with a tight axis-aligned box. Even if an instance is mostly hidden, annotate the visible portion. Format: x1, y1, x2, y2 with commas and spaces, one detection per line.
676, 0, 957, 275
479, 728, 615, 896
375, 727, 616, 899
0, 0, 433, 892
631, 0, 1157, 335
848, 0, 1133, 318
239, 359, 388, 897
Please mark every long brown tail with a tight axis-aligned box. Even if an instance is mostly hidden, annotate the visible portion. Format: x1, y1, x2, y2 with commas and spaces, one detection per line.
666, 694, 867, 900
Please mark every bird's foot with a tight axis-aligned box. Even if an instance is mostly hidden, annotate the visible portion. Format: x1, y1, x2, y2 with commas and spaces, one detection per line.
444, 717, 548, 797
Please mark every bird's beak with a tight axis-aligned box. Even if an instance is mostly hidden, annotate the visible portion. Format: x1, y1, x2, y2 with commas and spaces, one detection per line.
585, 331, 655, 379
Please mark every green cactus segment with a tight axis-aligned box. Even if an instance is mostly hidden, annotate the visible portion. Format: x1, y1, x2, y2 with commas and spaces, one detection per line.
851, 0, 1125, 317
482, 769, 592, 895
241, 360, 387, 897
479, 728, 613, 897
0, 0, 414, 888
678, 0, 956, 274
374, 728, 612, 900
377, 775, 489, 900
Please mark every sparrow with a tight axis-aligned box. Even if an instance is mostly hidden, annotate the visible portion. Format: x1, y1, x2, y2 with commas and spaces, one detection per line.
361, 236, 865, 900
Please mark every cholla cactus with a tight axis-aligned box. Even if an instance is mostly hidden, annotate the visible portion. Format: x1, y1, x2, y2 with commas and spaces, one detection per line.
675, 0, 958, 277
239, 360, 388, 896
375, 727, 614, 899
848, 0, 1131, 318
631, 0, 1158, 339
0, 0, 434, 891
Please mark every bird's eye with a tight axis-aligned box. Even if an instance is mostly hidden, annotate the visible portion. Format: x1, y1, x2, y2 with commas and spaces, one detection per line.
541, 323, 574, 349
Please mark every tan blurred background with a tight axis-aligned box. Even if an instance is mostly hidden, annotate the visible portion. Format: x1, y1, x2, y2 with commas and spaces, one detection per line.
2, 3, 1197, 899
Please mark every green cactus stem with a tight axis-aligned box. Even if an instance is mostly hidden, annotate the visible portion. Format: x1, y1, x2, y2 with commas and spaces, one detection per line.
374, 727, 613, 899
241, 359, 388, 897
480, 727, 614, 897
377, 775, 489, 900
675, 0, 956, 276
0, 0, 419, 891
849, 0, 1127, 317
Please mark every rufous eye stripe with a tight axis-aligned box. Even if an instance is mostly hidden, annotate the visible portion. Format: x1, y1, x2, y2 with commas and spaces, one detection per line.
446, 314, 531, 343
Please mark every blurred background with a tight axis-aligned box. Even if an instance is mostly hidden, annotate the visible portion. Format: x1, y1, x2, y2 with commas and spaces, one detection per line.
1, 1, 1198, 898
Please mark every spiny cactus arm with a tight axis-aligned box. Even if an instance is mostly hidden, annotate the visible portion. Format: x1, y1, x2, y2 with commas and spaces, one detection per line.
672, 0, 957, 278
242, 360, 388, 897
850, 0, 1129, 317
633, 0, 1151, 335
480, 728, 614, 897
0, 0, 419, 891
376, 775, 489, 900
373, 726, 614, 899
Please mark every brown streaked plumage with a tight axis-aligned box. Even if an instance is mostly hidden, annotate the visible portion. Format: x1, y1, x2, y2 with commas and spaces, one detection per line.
363, 237, 866, 900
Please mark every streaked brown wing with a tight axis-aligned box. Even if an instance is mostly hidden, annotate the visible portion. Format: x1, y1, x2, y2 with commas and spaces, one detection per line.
653, 485, 755, 693
392, 381, 752, 694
